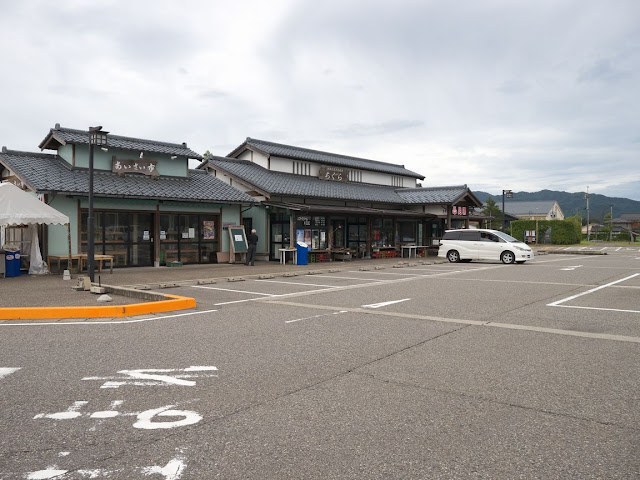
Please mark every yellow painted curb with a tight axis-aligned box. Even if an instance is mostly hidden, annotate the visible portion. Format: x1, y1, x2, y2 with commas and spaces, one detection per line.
0, 294, 196, 320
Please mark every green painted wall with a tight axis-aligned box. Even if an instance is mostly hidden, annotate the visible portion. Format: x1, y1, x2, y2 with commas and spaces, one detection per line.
57, 144, 188, 177
47, 195, 78, 255
221, 205, 242, 252
242, 205, 268, 252
45, 195, 242, 257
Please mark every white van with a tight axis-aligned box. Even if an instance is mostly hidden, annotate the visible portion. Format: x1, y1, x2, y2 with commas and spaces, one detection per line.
438, 229, 534, 264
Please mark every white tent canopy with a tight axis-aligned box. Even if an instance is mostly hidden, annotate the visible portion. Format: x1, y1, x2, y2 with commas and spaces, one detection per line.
0, 182, 69, 225
1, 182, 70, 275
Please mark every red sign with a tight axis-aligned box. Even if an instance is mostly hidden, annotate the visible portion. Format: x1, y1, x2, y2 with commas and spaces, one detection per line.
452, 206, 467, 216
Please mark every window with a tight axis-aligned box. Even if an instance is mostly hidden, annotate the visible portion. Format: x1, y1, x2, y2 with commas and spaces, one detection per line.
158, 213, 219, 265
295, 215, 327, 250
459, 231, 481, 241
480, 231, 501, 242
270, 213, 291, 260
293, 161, 311, 176
391, 175, 404, 187
397, 220, 417, 243
349, 170, 362, 183
372, 218, 395, 247
347, 216, 367, 253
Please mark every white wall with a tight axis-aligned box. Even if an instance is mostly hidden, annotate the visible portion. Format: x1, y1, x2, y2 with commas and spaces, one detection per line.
267, 155, 417, 187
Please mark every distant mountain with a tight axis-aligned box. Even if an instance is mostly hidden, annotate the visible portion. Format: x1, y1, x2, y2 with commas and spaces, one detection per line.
474, 189, 640, 221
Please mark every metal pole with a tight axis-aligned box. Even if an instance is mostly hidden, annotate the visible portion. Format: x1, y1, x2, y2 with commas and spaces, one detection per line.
609, 204, 613, 241
586, 186, 590, 241
88, 139, 95, 283
502, 192, 506, 231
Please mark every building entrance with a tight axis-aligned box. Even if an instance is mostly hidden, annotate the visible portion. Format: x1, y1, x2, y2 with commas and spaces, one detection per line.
81, 211, 153, 267
159, 213, 219, 265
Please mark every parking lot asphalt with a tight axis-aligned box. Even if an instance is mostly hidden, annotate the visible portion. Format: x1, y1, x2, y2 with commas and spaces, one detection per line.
1, 243, 638, 478
0, 242, 635, 317
0, 256, 444, 314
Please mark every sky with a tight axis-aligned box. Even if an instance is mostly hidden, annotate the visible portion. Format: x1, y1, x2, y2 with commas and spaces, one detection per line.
1, 0, 639, 200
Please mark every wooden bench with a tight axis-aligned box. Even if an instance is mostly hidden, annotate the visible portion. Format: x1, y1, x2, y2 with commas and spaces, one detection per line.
47, 254, 82, 274
78, 254, 114, 274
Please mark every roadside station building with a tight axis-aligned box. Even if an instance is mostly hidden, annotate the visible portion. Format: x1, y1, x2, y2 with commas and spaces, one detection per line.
200, 138, 483, 262
0, 124, 256, 269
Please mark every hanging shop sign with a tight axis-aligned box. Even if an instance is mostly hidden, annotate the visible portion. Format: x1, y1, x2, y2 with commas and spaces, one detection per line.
319, 165, 349, 183
112, 157, 159, 177
452, 206, 467, 216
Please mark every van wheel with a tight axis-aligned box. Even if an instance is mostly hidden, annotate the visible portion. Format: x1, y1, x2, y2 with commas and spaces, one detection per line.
447, 250, 460, 263
501, 251, 515, 264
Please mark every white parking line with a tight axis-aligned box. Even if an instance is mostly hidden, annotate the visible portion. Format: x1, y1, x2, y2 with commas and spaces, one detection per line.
548, 273, 640, 311
362, 299, 411, 309
285, 311, 347, 324
318, 275, 388, 282
274, 300, 640, 343
256, 279, 340, 287
192, 285, 276, 296
348, 270, 425, 276
0, 367, 20, 379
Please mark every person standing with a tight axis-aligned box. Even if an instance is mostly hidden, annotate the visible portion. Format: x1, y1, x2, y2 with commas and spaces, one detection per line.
245, 228, 258, 266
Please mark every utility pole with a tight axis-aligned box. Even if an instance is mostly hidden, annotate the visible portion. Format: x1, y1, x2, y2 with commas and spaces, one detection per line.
585, 186, 590, 241
609, 204, 613, 241
502, 189, 512, 231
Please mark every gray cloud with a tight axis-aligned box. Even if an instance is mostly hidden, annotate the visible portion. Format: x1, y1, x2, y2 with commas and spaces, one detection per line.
1, 0, 639, 200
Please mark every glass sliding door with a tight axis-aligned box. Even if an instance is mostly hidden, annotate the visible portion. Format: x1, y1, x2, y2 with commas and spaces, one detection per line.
179, 215, 199, 264
270, 213, 290, 260
80, 210, 153, 267
159, 213, 220, 265
129, 212, 153, 267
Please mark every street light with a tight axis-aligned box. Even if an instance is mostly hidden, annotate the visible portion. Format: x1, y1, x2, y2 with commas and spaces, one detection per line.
502, 189, 512, 230
88, 126, 108, 283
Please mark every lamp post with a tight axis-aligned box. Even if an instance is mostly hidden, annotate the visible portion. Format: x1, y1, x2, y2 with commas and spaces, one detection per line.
88, 126, 108, 283
502, 189, 512, 231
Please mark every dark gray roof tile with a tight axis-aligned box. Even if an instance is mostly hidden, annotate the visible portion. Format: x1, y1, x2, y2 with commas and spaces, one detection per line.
208, 157, 405, 202
206, 157, 473, 205
397, 185, 478, 204
0, 150, 254, 203
229, 137, 424, 179
39, 125, 203, 159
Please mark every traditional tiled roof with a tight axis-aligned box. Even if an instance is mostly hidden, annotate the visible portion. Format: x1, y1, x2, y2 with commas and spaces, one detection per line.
207, 157, 405, 202
0, 149, 255, 203
39, 124, 203, 159
396, 185, 482, 206
228, 137, 424, 179
205, 157, 476, 206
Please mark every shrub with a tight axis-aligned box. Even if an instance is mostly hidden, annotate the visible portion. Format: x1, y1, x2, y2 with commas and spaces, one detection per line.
510, 220, 581, 245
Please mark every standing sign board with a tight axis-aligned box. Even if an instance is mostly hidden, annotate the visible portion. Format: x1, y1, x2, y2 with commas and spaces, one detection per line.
227, 226, 247, 264
524, 230, 536, 244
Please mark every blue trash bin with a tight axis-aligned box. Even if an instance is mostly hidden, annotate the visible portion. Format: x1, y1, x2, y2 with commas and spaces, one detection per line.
5, 250, 20, 277
296, 242, 309, 265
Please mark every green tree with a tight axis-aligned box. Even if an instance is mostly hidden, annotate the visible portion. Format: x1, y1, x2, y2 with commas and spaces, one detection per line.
482, 198, 503, 230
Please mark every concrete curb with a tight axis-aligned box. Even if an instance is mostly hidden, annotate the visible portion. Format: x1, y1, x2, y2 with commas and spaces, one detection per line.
0, 289, 196, 320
